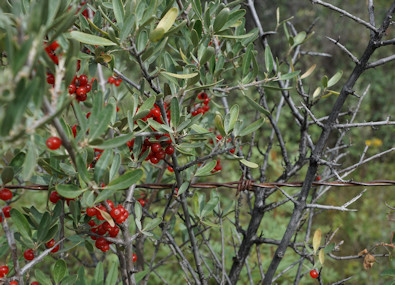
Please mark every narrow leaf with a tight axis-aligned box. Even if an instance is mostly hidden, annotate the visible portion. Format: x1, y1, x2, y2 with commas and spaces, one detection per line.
265, 46, 274, 74
94, 149, 112, 183
244, 95, 270, 116
143, 217, 162, 232
170, 97, 180, 127
10, 208, 32, 238
56, 184, 85, 199
213, 8, 230, 32
162, 71, 199, 79
240, 159, 259, 168
113, 0, 124, 26
224, 105, 239, 134
319, 249, 325, 265
195, 160, 217, 176
313, 228, 322, 254
279, 71, 300, 80
90, 134, 134, 149
70, 31, 116, 46
300, 64, 316, 80
107, 169, 143, 190
156, 7, 178, 33
327, 70, 343, 88
214, 114, 226, 137
239, 118, 265, 137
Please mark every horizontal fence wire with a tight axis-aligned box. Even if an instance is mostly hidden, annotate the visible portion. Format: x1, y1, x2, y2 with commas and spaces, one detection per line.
3, 180, 395, 192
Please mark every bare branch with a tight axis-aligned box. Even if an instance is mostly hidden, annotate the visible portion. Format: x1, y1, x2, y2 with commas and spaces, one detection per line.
326, 37, 360, 64
312, 0, 379, 33
366, 54, 395, 68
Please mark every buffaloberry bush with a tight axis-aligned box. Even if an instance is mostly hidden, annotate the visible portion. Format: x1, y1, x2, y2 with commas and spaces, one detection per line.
0, 1, 394, 284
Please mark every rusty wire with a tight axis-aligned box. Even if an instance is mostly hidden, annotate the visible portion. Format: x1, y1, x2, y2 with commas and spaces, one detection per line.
3, 180, 395, 192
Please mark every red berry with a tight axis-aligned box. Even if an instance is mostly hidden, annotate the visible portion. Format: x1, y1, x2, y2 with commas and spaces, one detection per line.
202, 104, 210, 112
0, 189, 13, 201
108, 76, 115, 84
100, 243, 110, 252
310, 269, 319, 279
165, 145, 175, 155
192, 110, 198, 116
49, 191, 61, 203
46, 73, 55, 84
110, 208, 121, 219
167, 166, 174, 172
96, 225, 106, 235
51, 244, 60, 253
88, 220, 96, 227
72, 124, 77, 137
86, 207, 97, 217
132, 253, 137, 262
155, 150, 165, 160
0, 215, 2, 222
79, 75, 88, 86
316, 176, 321, 181
229, 148, 235, 154
102, 221, 111, 232
45, 239, 59, 253
108, 226, 119, 237
150, 156, 159, 164
104, 200, 114, 209
76, 92, 87, 102
9, 281, 18, 285
46, 239, 55, 248
85, 84, 92, 92
86, 112, 91, 119
24, 249, 34, 261
138, 198, 146, 207
151, 143, 161, 153
46, 137, 62, 150
0, 265, 9, 277
76, 86, 87, 96
197, 92, 208, 100
95, 237, 108, 249
2, 206, 11, 218
203, 98, 210, 105
150, 108, 161, 118
31, 282, 39, 285
114, 79, 122, 86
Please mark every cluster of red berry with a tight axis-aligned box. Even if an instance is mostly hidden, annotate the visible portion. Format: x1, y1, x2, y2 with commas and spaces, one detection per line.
45, 239, 60, 253
85, 201, 129, 252
108, 76, 123, 86
68, 75, 94, 102
191, 92, 211, 116
0, 189, 12, 223
110, 204, 129, 224
127, 139, 174, 165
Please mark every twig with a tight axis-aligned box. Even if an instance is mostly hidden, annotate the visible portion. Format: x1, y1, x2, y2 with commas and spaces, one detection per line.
326, 37, 360, 64
366, 54, 395, 69
312, 0, 379, 33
